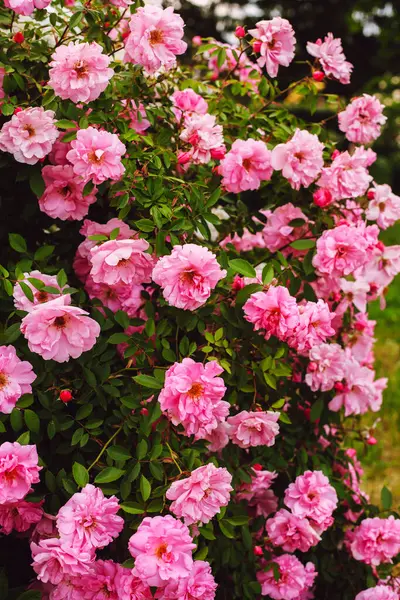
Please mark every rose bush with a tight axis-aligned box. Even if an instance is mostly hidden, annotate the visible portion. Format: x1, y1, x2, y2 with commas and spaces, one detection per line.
0, 1, 399, 599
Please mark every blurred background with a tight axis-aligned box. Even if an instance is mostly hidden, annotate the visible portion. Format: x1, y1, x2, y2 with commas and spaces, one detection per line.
175, 0, 400, 500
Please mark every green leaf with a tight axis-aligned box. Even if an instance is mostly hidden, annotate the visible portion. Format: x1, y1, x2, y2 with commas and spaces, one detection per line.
18, 281, 34, 302
133, 375, 163, 390
107, 446, 132, 461
236, 284, 263, 305
140, 474, 151, 501
229, 259, 256, 278
136, 219, 154, 232
4, 322, 21, 343
199, 526, 216, 540
34, 245, 54, 261
310, 397, 324, 422
120, 502, 145, 514
17, 591, 42, 600
381, 485, 393, 510
219, 520, 235, 539
225, 515, 249, 526
29, 170, 45, 197
136, 439, 148, 460
108, 333, 130, 344
95, 467, 125, 484
9, 233, 27, 253
56, 119, 76, 129
16, 431, 30, 445
262, 264, 274, 285
290, 239, 316, 250
72, 462, 89, 487
83, 180, 95, 196
24, 409, 40, 433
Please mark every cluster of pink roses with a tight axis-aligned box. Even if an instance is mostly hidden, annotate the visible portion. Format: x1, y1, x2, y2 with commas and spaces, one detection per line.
158, 357, 280, 449
0, 441, 43, 535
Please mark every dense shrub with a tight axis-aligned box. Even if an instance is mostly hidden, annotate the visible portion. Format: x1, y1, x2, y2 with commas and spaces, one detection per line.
0, 2, 399, 599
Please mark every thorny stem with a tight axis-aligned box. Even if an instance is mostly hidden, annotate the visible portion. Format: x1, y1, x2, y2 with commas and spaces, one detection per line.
165, 441, 182, 474
87, 421, 124, 471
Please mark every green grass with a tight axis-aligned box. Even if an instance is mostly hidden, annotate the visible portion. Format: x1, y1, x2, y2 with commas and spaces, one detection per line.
359, 225, 400, 504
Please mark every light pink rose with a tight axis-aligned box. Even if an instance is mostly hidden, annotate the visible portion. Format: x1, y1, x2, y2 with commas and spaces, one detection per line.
31, 537, 93, 585
218, 139, 273, 193
0, 441, 41, 503
257, 555, 317, 600
89, 238, 153, 287
0, 107, 58, 165
155, 560, 217, 600
366, 183, 400, 230
124, 99, 151, 134
205, 420, 230, 452
66, 127, 126, 184
227, 410, 280, 448
179, 113, 225, 165
313, 224, 370, 277
316, 147, 373, 201
152, 243, 226, 311
355, 586, 399, 600
13, 270, 67, 312
271, 129, 324, 190
166, 463, 232, 525
171, 89, 208, 123
0, 500, 43, 534
350, 516, 400, 566
243, 286, 300, 341
124, 5, 187, 74
39, 164, 97, 221
237, 467, 278, 517
259, 203, 308, 252
73, 218, 135, 281
0, 345, 36, 414
158, 358, 229, 440
338, 94, 386, 144
307, 33, 353, 84
266, 509, 321, 552
49, 42, 113, 104
4, 0, 51, 15
128, 515, 196, 587
21, 295, 101, 363
114, 567, 153, 600
284, 470, 338, 532
249, 17, 296, 77
305, 343, 346, 392
56, 484, 124, 552
290, 299, 336, 355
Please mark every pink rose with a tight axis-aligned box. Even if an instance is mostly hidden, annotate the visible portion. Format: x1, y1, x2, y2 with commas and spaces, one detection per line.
152, 244, 226, 311
39, 164, 97, 221
271, 129, 324, 190
249, 17, 296, 77
338, 94, 386, 144
227, 410, 280, 448
218, 138, 273, 193
307, 33, 353, 84
0, 107, 58, 165
155, 560, 217, 600
31, 537, 92, 585
284, 470, 338, 533
158, 358, 229, 440
266, 509, 321, 552
0, 442, 41, 503
66, 127, 126, 184
0, 345, 36, 414
56, 484, 124, 552
350, 516, 400, 566
49, 42, 114, 103
243, 286, 300, 341
89, 238, 153, 287
124, 5, 187, 74
128, 515, 196, 587
166, 463, 232, 525
21, 295, 101, 363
